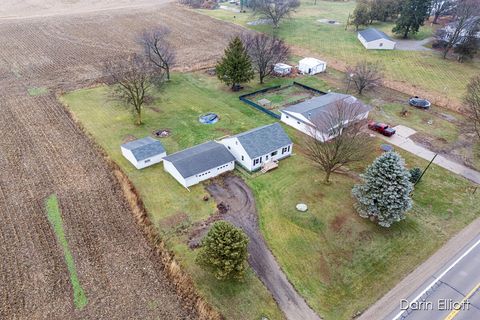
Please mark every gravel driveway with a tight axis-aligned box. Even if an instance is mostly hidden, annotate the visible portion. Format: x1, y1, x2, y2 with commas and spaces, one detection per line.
207, 176, 321, 320
394, 37, 433, 51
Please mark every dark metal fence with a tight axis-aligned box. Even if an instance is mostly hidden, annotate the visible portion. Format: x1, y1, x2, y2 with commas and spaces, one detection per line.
239, 82, 327, 119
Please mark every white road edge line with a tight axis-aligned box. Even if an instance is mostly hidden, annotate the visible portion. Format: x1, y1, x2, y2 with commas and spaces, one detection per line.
391, 237, 480, 320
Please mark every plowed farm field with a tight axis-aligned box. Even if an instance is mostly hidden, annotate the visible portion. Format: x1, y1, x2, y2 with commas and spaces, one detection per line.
0, 2, 243, 319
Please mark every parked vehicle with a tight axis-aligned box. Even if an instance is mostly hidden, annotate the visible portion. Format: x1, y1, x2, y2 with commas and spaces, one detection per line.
368, 121, 396, 137
409, 96, 431, 109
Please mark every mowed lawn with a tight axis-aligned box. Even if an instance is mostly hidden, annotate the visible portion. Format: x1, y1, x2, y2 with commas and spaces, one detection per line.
199, 0, 480, 107
62, 72, 479, 319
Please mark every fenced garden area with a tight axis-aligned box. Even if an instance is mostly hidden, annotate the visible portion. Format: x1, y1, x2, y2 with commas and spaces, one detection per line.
240, 82, 326, 118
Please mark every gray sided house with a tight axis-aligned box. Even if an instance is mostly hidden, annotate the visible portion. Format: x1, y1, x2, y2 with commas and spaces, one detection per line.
221, 123, 293, 172
121, 136, 166, 169
163, 141, 235, 188
280, 92, 371, 142
358, 28, 396, 50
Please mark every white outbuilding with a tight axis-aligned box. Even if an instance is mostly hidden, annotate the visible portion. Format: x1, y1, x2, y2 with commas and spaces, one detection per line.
163, 141, 235, 188
220, 123, 293, 172
357, 28, 396, 50
121, 137, 166, 169
298, 57, 327, 75
273, 63, 292, 76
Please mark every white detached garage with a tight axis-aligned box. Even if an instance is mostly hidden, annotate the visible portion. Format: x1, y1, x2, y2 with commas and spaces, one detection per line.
298, 57, 327, 75
357, 28, 396, 50
121, 136, 166, 169
163, 141, 235, 188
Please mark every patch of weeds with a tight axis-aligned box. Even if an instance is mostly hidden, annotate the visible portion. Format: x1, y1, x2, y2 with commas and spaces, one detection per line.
28, 87, 48, 96
45, 194, 88, 310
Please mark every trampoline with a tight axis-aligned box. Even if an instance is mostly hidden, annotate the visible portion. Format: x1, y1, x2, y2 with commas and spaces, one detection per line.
199, 113, 219, 124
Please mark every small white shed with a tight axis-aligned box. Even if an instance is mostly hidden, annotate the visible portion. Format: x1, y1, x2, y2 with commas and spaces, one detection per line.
273, 63, 292, 76
357, 28, 396, 50
298, 58, 327, 75
121, 136, 166, 169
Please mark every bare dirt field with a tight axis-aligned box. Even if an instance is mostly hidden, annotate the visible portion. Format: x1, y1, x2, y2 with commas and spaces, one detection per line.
0, 2, 244, 319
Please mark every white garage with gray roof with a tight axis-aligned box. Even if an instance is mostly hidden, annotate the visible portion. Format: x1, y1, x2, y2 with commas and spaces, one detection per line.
357, 28, 396, 50
220, 123, 293, 172
121, 136, 166, 169
163, 141, 235, 188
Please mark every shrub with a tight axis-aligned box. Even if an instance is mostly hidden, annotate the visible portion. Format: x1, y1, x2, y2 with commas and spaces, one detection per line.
409, 167, 422, 184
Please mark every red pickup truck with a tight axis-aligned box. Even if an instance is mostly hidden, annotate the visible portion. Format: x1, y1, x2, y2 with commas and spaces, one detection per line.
368, 121, 396, 137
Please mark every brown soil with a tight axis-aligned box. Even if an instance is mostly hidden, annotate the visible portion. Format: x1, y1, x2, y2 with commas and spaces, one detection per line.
0, 2, 245, 319
206, 175, 322, 320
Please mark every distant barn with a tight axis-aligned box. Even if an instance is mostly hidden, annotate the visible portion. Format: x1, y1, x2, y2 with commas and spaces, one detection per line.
357, 28, 396, 50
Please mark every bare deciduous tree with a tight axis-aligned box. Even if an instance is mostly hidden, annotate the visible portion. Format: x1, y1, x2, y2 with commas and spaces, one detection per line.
140, 27, 175, 80
250, 0, 300, 28
304, 100, 373, 184
466, 76, 480, 139
104, 54, 159, 125
438, 0, 479, 59
242, 33, 289, 83
346, 61, 383, 95
431, 0, 455, 24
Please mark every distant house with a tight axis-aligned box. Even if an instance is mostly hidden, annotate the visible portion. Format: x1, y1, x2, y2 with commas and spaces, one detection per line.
121, 137, 166, 169
163, 141, 235, 188
357, 28, 396, 50
273, 63, 292, 76
280, 93, 371, 142
298, 58, 327, 75
220, 123, 293, 172
438, 17, 480, 46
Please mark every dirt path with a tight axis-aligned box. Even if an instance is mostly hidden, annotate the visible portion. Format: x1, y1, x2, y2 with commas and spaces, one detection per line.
207, 176, 322, 320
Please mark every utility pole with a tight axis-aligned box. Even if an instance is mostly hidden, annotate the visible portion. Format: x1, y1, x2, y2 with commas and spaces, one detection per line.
415, 153, 437, 186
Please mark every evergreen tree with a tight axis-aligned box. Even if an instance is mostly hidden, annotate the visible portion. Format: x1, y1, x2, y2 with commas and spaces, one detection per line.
352, 0, 371, 31
216, 37, 255, 91
392, 0, 432, 38
196, 221, 249, 280
352, 152, 413, 227
409, 167, 422, 184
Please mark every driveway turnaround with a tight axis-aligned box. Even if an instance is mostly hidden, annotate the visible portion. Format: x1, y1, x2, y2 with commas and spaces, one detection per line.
379, 125, 480, 185
207, 176, 322, 320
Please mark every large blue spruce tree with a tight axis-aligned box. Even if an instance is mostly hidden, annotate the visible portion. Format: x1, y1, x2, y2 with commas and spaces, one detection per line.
352, 151, 413, 227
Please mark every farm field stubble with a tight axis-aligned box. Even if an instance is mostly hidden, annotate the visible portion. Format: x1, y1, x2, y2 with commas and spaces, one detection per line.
0, 2, 247, 319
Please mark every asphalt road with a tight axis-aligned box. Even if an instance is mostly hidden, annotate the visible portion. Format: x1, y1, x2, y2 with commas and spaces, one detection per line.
387, 235, 480, 320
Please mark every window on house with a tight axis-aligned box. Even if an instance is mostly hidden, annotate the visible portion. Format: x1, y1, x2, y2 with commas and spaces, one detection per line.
241, 155, 244, 161
286, 116, 289, 118
271, 151, 278, 157
228, 146, 231, 150
379, 43, 383, 47
144, 159, 151, 163
297, 121, 301, 125
266, 155, 269, 160
282, 147, 289, 154
254, 158, 260, 166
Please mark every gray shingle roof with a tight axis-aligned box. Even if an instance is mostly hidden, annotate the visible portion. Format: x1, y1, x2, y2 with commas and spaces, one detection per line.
358, 28, 393, 42
233, 123, 292, 159
281, 93, 372, 131
121, 137, 166, 161
163, 141, 235, 178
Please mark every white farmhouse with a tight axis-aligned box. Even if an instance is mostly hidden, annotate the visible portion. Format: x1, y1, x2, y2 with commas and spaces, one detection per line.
121, 136, 166, 169
280, 93, 371, 142
357, 28, 396, 50
298, 57, 327, 75
220, 123, 293, 172
163, 141, 235, 188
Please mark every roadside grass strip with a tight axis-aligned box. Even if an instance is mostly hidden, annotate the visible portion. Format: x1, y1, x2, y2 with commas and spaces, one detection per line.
45, 194, 88, 310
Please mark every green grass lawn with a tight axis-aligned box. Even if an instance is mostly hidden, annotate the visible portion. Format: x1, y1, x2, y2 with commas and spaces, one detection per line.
199, 0, 480, 107
62, 72, 479, 319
